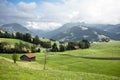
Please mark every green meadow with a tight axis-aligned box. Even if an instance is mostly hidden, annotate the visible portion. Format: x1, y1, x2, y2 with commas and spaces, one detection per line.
0, 38, 33, 46
0, 40, 120, 80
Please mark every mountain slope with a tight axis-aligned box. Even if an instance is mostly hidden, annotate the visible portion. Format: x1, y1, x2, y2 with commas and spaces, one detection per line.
42, 22, 119, 41
0, 23, 31, 34
51, 25, 119, 41
45, 22, 83, 38
87, 24, 120, 34
31, 29, 48, 37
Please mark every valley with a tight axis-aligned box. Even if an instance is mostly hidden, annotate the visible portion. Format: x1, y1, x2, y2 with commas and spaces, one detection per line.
0, 41, 120, 80
1, 0, 120, 80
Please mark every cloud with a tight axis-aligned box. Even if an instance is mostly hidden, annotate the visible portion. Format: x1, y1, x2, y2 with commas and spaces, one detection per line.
0, 0, 120, 31
26, 21, 62, 31
18, 2, 37, 12
39, 0, 120, 24
0, 0, 37, 25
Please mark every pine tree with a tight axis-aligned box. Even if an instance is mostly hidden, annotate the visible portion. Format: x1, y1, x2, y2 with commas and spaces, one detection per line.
33, 35, 40, 45
59, 44, 65, 52
51, 43, 58, 52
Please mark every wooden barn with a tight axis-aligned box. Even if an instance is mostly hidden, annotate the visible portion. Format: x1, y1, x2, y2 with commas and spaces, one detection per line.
20, 53, 36, 61
74, 46, 80, 50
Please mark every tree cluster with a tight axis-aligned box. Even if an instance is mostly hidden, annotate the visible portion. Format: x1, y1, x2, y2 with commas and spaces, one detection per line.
0, 31, 14, 38
40, 41, 51, 48
0, 42, 40, 53
0, 31, 90, 53
101, 38, 110, 42
0, 31, 52, 48
66, 40, 90, 50
50, 39, 90, 52
78, 39, 90, 49
0, 31, 40, 44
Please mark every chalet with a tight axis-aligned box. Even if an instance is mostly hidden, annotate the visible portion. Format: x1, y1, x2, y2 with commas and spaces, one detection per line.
74, 46, 80, 50
20, 53, 35, 61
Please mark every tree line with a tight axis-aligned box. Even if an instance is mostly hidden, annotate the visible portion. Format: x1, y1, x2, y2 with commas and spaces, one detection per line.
0, 31, 52, 48
0, 41, 40, 53
51, 39, 90, 52
0, 31, 39, 44
0, 31, 90, 53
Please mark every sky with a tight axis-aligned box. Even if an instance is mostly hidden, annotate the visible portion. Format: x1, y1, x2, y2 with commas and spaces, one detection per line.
0, 0, 120, 30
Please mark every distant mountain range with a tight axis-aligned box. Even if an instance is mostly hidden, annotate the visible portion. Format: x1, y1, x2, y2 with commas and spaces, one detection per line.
48, 23, 120, 41
0, 23, 31, 33
0, 23, 48, 37
0, 22, 120, 41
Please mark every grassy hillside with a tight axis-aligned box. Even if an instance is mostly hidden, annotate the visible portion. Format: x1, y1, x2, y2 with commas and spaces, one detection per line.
0, 38, 33, 46
36, 41, 120, 77
0, 56, 120, 80
56, 41, 120, 57
0, 41, 120, 80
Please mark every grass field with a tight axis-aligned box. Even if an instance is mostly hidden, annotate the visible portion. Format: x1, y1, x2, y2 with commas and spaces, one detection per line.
0, 56, 120, 80
0, 38, 33, 46
0, 41, 120, 80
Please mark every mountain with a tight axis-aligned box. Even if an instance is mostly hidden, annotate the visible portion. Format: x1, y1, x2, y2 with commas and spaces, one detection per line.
45, 22, 84, 38
0, 23, 32, 34
1, 22, 119, 42
47, 23, 120, 42
86, 24, 120, 34
51, 26, 115, 42
104, 25, 120, 34
30, 29, 48, 37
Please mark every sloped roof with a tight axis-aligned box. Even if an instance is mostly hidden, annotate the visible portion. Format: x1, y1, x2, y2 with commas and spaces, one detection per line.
74, 46, 80, 49
25, 53, 35, 58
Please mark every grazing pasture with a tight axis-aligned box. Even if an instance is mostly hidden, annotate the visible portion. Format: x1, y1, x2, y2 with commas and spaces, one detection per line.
0, 41, 120, 80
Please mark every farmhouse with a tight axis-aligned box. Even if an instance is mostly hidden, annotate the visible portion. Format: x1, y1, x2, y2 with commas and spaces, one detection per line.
20, 53, 36, 61
74, 46, 80, 50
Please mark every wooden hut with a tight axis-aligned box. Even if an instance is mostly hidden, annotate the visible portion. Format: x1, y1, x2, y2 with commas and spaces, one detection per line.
20, 53, 35, 61
74, 46, 80, 50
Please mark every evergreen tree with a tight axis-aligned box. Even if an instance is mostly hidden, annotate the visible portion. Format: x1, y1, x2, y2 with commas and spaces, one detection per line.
79, 39, 90, 49
59, 44, 65, 52
4, 31, 11, 38
51, 43, 58, 52
16, 32, 23, 40
11, 33, 15, 38
79, 41, 86, 49
40, 41, 51, 48
0, 31, 4, 37
23, 33, 32, 42
33, 35, 40, 45
66, 42, 75, 50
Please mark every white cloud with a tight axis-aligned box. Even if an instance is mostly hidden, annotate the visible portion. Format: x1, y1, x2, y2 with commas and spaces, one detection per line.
26, 21, 62, 31
0, 1, 37, 25
18, 2, 37, 12
39, 0, 120, 24
0, 0, 120, 31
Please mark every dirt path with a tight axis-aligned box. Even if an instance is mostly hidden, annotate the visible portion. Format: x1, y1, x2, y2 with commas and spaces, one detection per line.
59, 54, 120, 60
